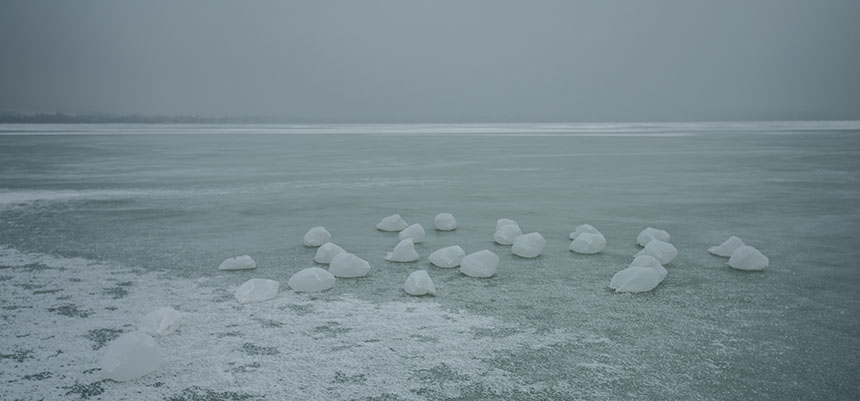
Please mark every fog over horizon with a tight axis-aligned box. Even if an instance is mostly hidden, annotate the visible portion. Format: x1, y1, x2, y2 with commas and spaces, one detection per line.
2, 0, 859, 122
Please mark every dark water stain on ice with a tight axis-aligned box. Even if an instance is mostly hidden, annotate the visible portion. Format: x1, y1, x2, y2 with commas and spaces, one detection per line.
333, 371, 367, 384
228, 362, 261, 373
84, 328, 124, 350
239, 342, 279, 356
102, 286, 128, 299
252, 317, 283, 328
313, 321, 351, 338
48, 303, 93, 318
22, 371, 53, 380
284, 303, 314, 316
166, 386, 256, 401
63, 381, 105, 399
470, 326, 523, 339
34, 288, 62, 295
0, 349, 34, 363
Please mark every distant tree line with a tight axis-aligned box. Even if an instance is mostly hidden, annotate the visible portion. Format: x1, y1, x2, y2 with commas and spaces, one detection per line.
0, 112, 279, 124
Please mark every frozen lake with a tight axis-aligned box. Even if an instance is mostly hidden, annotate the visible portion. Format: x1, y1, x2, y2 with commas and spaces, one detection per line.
1, 122, 859, 400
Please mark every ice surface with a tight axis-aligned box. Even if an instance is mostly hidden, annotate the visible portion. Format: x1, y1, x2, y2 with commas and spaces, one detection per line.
460, 250, 499, 278
635, 239, 678, 264
493, 223, 523, 245
609, 267, 664, 293
303, 226, 331, 247
398, 223, 426, 243
99, 331, 162, 381
235, 278, 280, 303
403, 270, 436, 296
288, 267, 336, 292
496, 218, 518, 231
629, 255, 668, 280
570, 232, 606, 254
637, 227, 671, 246
709, 236, 745, 257
434, 213, 457, 231
137, 306, 182, 337
428, 245, 466, 268
569, 223, 600, 240
385, 238, 420, 262
218, 255, 256, 271
314, 242, 346, 264
728, 245, 769, 271
328, 252, 371, 278
511, 232, 545, 258
376, 214, 408, 231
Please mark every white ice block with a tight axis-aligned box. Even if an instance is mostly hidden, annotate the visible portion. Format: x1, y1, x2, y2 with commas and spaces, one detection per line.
569, 232, 606, 254
303, 226, 331, 247
635, 239, 678, 265
328, 252, 371, 278
629, 254, 668, 280
610, 266, 664, 293
385, 238, 420, 262
709, 236, 745, 257
569, 223, 600, 240
398, 223, 426, 243
460, 250, 499, 278
218, 255, 256, 271
137, 306, 182, 337
288, 267, 336, 292
512, 232, 545, 258
428, 245, 466, 268
377, 214, 408, 231
100, 331, 162, 381
494, 224, 522, 245
637, 227, 671, 247
314, 242, 346, 264
235, 278, 280, 303
404, 270, 436, 296
728, 245, 769, 271
434, 213, 457, 231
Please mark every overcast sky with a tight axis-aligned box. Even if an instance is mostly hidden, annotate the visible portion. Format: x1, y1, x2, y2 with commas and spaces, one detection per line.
1, 0, 859, 122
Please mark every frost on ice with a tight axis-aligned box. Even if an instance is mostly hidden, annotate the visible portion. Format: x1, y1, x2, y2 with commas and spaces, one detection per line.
404, 270, 436, 296
303, 226, 331, 247
512, 232, 545, 258
314, 242, 346, 264
99, 331, 162, 381
376, 213, 408, 232
218, 255, 256, 271
637, 227, 671, 247
728, 245, 769, 271
385, 238, 420, 262
629, 254, 667, 280
609, 266, 664, 293
569, 223, 600, 240
635, 239, 678, 265
288, 267, 336, 292
137, 306, 182, 337
709, 236, 745, 257
328, 252, 371, 278
570, 232, 606, 254
235, 278, 280, 304
398, 223, 426, 243
460, 250, 499, 278
428, 245, 466, 268
434, 213, 457, 231
494, 223, 523, 245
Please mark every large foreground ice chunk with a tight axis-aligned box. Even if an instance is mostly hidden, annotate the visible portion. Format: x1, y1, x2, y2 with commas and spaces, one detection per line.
460, 250, 499, 278
314, 242, 346, 264
303, 226, 331, 247
494, 224, 523, 245
570, 232, 606, 254
569, 224, 600, 240
629, 255, 668, 280
398, 223, 426, 243
235, 278, 280, 303
218, 255, 256, 271
512, 232, 545, 258
404, 270, 436, 296
610, 267, 663, 293
428, 245, 465, 268
288, 267, 336, 292
377, 214, 408, 231
637, 227, 671, 246
100, 331, 162, 381
709, 236, 745, 257
329, 252, 371, 278
385, 238, 419, 262
434, 213, 457, 231
728, 245, 769, 271
137, 307, 182, 337
496, 218, 518, 231
635, 239, 678, 264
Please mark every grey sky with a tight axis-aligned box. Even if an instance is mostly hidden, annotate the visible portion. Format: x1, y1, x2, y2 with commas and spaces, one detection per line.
1, 0, 859, 122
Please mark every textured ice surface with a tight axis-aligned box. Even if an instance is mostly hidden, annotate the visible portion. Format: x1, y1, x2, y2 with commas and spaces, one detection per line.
511, 232, 545, 258
99, 331, 162, 381
570, 223, 600, 240
314, 242, 346, 264
434, 213, 457, 231
460, 250, 499, 278
637, 227, 671, 246
137, 306, 182, 337
635, 239, 678, 264
629, 255, 668, 280
398, 223, 426, 243
610, 267, 664, 293
428, 245, 466, 268
709, 236, 745, 257
235, 279, 280, 303
493, 223, 523, 245
218, 255, 256, 271
288, 267, 336, 292
570, 232, 607, 254
385, 238, 419, 262
303, 226, 331, 247
376, 214, 408, 231
404, 270, 436, 296
328, 253, 371, 278
728, 245, 769, 271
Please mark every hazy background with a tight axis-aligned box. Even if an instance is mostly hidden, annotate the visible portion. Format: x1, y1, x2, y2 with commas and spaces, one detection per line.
1, 0, 859, 122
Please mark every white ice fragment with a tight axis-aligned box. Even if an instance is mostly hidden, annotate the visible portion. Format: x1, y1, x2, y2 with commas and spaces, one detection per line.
385, 238, 419, 262
635, 239, 678, 265
610, 266, 664, 293
235, 278, 280, 303
434, 213, 457, 231
398, 223, 426, 243
100, 331, 162, 381
428, 245, 465, 268
494, 224, 522, 245
376, 214, 408, 231
569, 232, 606, 254
512, 232, 545, 258
496, 218, 518, 231
460, 250, 499, 278
404, 270, 436, 296
328, 252, 371, 278
218, 255, 256, 271
709, 236, 745, 257
569, 224, 600, 240
728, 245, 769, 271
288, 267, 336, 292
314, 242, 345, 264
303, 226, 331, 247
629, 254, 668, 280
137, 306, 182, 337
637, 227, 671, 246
